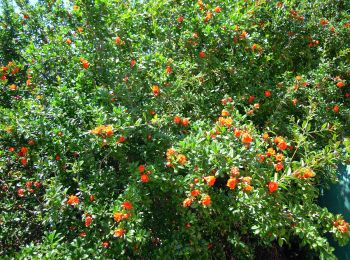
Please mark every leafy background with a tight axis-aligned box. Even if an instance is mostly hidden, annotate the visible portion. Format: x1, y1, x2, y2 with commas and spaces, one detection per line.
0, 0, 350, 258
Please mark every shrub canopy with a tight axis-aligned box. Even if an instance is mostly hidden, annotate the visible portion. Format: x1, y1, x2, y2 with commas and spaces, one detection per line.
0, 0, 350, 258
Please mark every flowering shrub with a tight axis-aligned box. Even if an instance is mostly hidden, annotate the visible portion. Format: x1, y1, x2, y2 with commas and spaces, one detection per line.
0, 0, 350, 258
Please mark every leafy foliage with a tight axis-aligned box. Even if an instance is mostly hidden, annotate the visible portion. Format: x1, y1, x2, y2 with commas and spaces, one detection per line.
0, 0, 349, 258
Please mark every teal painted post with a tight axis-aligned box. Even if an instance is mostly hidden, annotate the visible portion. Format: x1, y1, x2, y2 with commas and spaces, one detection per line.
319, 164, 350, 260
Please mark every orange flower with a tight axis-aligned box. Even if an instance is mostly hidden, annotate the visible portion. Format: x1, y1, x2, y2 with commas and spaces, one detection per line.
264, 90, 271, 97
90, 126, 103, 135
336, 82, 345, 88
295, 168, 315, 179
26, 181, 32, 188
118, 136, 126, 143
181, 118, 189, 127
240, 31, 247, 39
114, 228, 125, 237
274, 162, 284, 172
165, 65, 172, 74
114, 212, 124, 222
214, 6, 221, 13
66, 38, 72, 45
218, 117, 225, 126
241, 133, 253, 143
9, 84, 17, 91
166, 148, 175, 158
80, 58, 89, 69
20, 157, 27, 166
277, 141, 287, 151
201, 195, 211, 206
130, 59, 136, 67
225, 117, 233, 127
218, 117, 232, 127
256, 154, 265, 162
293, 168, 315, 179
141, 174, 149, 183
226, 178, 237, 189
115, 36, 121, 45
177, 154, 187, 165
244, 185, 253, 192
151, 85, 160, 96
90, 125, 113, 136
262, 133, 269, 140
17, 188, 25, 197
275, 153, 284, 162
122, 201, 133, 210
102, 241, 109, 248
182, 198, 193, 207
303, 168, 315, 178
173, 115, 182, 124
336, 220, 349, 234
320, 19, 329, 25
204, 11, 213, 22
242, 177, 251, 185
177, 16, 184, 23
19, 146, 28, 156
67, 195, 79, 205
138, 165, 145, 173
268, 182, 278, 193
199, 51, 206, 58
221, 110, 229, 117
11, 66, 19, 75
191, 189, 200, 196
85, 214, 93, 227
234, 128, 241, 138
338, 224, 348, 233
274, 136, 284, 144
230, 166, 240, 177
333, 105, 339, 113
204, 176, 216, 186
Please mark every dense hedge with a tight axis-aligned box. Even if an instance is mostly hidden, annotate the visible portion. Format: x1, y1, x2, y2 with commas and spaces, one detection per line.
0, 0, 350, 258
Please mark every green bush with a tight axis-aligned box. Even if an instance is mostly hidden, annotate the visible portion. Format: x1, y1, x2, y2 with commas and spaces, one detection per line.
0, 0, 349, 258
